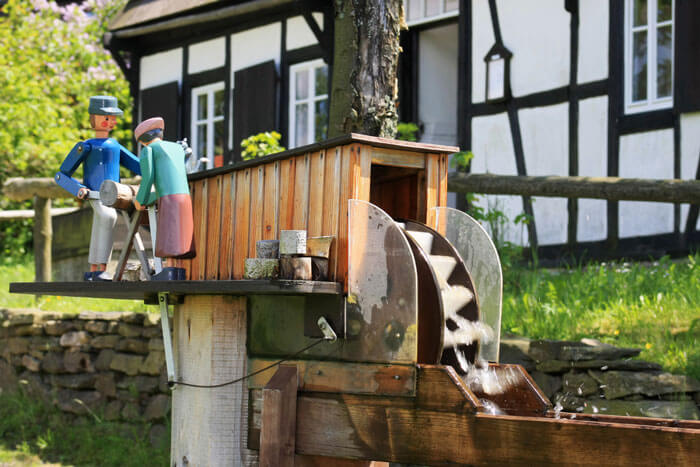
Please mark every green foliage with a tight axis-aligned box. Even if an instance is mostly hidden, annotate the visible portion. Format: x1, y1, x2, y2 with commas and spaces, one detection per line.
449, 150, 474, 171
0, 390, 168, 466
0, 0, 130, 259
396, 122, 419, 142
240, 131, 285, 161
0, 0, 132, 184
502, 254, 700, 380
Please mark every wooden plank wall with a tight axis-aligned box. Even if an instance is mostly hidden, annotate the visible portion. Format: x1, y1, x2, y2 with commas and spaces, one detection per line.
181, 144, 370, 282
179, 144, 448, 283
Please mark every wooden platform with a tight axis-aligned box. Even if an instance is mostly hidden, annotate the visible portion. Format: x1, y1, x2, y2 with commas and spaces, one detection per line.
9, 280, 343, 302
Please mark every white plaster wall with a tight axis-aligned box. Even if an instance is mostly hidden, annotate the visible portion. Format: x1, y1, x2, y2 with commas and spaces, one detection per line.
286, 13, 323, 50
497, 0, 570, 97
577, 0, 608, 84
679, 112, 700, 230
471, 113, 528, 245
188, 37, 226, 74
577, 96, 608, 241
231, 23, 282, 73
418, 23, 458, 146
619, 130, 674, 237
140, 48, 183, 90
519, 103, 568, 245
471, 0, 494, 104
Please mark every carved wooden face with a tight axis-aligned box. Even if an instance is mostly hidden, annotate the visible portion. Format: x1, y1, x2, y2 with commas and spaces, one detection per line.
90, 114, 118, 132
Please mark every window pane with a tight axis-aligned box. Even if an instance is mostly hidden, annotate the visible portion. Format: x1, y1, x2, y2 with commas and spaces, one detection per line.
196, 124, 207, 158
426, 0, 441, 16
656, 25, 672, 98
632, 30, 648, 101
214, 120, 225, 161
633, 0, 647, 27
314, 99, 329, 142
315, 66, 328, 96
444, 0, 458, 12
214, 89, 225, 117
295, 69, 309, 100
197, 94, 207, 120
407, 0, 422, 21
295, 103, 308, 146
657, 0, 672, 22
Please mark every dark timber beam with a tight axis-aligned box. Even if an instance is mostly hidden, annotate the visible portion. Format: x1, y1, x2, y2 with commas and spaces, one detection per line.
448, 173, 700, 204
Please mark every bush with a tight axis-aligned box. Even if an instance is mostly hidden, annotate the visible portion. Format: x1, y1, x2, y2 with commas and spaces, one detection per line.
240, 131, 285, 160
396, 122, 420, 142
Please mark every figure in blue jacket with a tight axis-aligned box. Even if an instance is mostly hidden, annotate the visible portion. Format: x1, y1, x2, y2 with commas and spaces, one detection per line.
55, 96, 141, 281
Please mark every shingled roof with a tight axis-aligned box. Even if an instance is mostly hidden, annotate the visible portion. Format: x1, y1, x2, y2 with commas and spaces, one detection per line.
109, 0, 225, 31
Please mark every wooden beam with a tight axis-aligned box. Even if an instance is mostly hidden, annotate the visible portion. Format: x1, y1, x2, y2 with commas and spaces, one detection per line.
33, 196, 51, 283
0, 207, 78, 220
3, 177, 140, 201
260, 365, 298, 467
448, 173, 700, 204
248, 366, 700, 465
9, 280, 344, 302
172, 295, 258, 466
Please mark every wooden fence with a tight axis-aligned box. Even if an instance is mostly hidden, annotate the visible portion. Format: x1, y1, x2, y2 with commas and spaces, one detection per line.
2, 173, 699, 282
2, 177, 138, 282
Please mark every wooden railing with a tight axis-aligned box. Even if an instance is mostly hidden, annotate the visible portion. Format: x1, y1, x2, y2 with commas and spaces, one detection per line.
447, 173, 700, 204
2, 177, 139, 282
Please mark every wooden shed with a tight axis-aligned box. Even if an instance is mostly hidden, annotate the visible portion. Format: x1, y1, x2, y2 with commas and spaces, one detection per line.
177, 133, 451, 285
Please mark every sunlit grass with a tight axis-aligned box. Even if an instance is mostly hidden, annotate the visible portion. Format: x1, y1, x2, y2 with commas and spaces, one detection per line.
502, 254, 700, 380
0, 257, 148, 313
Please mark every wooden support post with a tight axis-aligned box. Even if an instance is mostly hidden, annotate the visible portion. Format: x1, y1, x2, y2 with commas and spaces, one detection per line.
171, 295, 258, 466
33, 196, 51, 282
260, 365, 298, 467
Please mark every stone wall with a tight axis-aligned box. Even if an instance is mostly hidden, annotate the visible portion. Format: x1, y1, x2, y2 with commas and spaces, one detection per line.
501, 336, 700, 419
0, 308, 169, 427
2, 308, 699, 424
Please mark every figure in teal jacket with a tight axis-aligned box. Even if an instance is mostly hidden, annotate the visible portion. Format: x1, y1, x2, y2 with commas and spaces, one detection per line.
134, 117, 195, 281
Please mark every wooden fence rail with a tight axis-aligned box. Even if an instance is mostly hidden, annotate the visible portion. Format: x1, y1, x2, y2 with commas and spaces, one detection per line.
2, 174, 699, 282
447, 173, 700, 204
2, 177, 139, 282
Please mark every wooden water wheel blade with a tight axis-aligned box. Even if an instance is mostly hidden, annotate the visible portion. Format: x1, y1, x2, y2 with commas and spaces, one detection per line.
398, 219, 482, 372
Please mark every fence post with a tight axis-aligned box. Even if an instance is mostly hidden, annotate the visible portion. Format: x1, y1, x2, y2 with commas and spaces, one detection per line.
33, 196, 52, 282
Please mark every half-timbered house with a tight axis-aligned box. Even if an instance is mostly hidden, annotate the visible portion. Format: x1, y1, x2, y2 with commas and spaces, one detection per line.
106, 0, 700, 259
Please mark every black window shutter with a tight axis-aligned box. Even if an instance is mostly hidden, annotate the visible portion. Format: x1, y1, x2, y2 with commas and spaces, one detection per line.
140, 81, 180, 141
675, 0, 700, 113
233, 60, 278, 161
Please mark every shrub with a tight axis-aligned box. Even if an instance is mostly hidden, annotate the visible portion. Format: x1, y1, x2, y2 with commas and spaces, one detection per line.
240, 132, 285, 160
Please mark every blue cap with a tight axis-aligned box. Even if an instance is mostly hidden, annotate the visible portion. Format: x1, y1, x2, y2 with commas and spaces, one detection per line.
88, 95, 123, 116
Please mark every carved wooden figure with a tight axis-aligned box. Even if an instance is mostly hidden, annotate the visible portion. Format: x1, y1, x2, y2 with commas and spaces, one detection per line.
54, 95, 141, 281
134, 117, 196, 280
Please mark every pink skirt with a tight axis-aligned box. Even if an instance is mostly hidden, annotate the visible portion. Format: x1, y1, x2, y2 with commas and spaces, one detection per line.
156, 194, 196, 259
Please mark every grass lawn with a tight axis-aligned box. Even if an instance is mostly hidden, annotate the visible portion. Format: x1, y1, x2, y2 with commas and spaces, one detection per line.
0, 391, 168, 467
0, 259, 148, 314
501, 254, 700, 380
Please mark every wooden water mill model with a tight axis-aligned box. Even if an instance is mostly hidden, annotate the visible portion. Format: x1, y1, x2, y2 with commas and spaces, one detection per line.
12, 135, 700, 466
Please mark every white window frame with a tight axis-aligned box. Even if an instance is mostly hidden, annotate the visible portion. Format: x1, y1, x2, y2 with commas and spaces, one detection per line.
191, 82, 225, 171
624, 0, 674, 114
404, 0, 459, 28
288, 59, 329, 148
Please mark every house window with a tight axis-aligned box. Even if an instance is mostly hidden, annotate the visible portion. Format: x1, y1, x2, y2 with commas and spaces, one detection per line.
191, 82, 226, 171
405, 0, 459, 27
625, 0, 674, 114
289, 59, 329, 148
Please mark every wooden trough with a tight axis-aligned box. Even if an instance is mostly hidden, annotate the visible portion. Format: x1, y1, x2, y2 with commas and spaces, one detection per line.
11, 134, 700, 466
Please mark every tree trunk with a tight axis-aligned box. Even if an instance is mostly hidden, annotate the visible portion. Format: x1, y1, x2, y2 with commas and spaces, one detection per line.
328, 0, 404, 138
